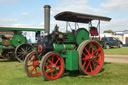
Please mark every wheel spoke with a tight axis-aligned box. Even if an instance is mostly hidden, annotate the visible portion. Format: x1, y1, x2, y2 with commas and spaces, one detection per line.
89, 43, 91, 53
17, 53, 23, 57
55, 68, 58, 74
35, 68, 38, 74
30, 59, 34, 62
20, 55, 25, 60
21, 48, 25, 52
30, 67, 35, 73
82, 52, 87, 57
85, 61, 90, 71
82, 61, 87, 68
93, 48, 101, 54
18, 52, 24, 54
85, 48, 90, 55
27, 64, 33, 67
91, 44, 94, 54
51, 71, 53, 77
90, 62, 93, 72
56, 65, 61, 68
94, 54, 100, 57
52, 56, 54, 63
55, 58, 60, 65
94, 60, 101, 65
25, 46, 28, 50
48, 59, 53, 64
82, 57, 88, 60
27, 47, 32, 52
92, 62, 96, 70
46, 69, 52, 74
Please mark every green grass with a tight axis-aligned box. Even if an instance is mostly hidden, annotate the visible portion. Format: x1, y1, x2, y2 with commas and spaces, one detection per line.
104, 47, 128, 55
0, 59, 128, 85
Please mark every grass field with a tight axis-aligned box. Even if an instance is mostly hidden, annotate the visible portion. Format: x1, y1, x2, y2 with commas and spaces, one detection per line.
104, 47, 128, 55
0, 59, 128, 85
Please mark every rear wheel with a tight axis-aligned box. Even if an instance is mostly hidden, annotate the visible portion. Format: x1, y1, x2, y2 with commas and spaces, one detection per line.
118, 43, 123, 48
104, 44, 110, 49
40, 52, 64, 80
15, 44, 33, 62
24, 51, 41, 77
77, 40, 104, 75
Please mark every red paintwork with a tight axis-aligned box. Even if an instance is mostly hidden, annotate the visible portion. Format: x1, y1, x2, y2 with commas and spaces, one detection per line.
4, 41, 9, 45
43, 53, 64, 80
27, 52, 41, 76
81, 41, 104, 74
89, 27, 98, 36
38, 45, 43, 53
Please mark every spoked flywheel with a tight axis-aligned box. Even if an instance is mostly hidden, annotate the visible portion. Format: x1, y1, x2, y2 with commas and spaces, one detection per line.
24, 51, 41, 77
40, 52, 64, 80
77, 40, 104, 75
15, 44, 33, 62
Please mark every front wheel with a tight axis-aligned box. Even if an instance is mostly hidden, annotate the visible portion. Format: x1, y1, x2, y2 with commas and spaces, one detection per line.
40, 52, 64, 80
24, 51, 41, 77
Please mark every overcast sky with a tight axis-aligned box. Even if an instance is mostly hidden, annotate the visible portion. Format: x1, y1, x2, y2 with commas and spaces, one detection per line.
0, 0, 128, 33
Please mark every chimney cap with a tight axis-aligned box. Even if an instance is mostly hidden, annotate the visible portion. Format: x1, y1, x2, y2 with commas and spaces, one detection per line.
44, 5, 51, 8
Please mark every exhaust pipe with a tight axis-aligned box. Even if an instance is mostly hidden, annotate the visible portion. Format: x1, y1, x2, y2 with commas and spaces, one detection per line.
44, 5, 51, 34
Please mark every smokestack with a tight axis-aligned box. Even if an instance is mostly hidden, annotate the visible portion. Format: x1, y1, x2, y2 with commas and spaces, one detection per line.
44, 5, 51, 34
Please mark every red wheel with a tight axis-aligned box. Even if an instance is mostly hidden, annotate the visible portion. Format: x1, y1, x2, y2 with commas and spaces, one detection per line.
77, 40, 104, 75
40, 52, 64, 80
24, 51, 41, 77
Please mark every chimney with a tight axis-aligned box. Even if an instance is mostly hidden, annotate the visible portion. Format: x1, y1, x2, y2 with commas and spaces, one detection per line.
44, 5, 51, 34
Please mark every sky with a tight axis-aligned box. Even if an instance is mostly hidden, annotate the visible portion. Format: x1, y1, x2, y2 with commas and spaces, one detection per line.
0, 0, 128, 33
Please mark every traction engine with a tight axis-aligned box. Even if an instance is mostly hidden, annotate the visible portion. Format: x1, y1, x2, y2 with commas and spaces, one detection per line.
24, 5, 111, 80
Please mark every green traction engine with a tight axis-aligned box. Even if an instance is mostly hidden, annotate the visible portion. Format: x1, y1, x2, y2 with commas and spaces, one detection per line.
24, 5, 111, 80
0, 27, 43, 62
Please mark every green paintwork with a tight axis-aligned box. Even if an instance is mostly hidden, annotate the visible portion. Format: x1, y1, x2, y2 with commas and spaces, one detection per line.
53, 43, 78, 71
0, 35, 25, 47
53, 43, 75, 52
2, 40, 12, 46
0, 27, 44, 31
76, 29, 89, 45
12, 35, 26, 47
0, 45, 3, 52
65, 50, 78, 70
64, 32, 74, 42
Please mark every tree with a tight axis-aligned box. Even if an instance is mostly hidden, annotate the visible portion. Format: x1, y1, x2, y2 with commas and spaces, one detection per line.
103, 30, 114, 34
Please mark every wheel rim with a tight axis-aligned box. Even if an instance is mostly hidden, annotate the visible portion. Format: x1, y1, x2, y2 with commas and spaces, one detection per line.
15, 44, 33, 62
26, 52, 41, 76
79, 41, 104, 75
42, 53, 64, 80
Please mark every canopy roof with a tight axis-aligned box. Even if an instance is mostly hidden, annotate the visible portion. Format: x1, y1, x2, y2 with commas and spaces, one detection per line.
55, 11, 111, 23
0, 27, 44, 31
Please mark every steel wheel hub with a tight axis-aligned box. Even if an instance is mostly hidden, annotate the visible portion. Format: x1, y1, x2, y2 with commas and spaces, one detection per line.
52, 64, 56, 69
89, 56, 96, 60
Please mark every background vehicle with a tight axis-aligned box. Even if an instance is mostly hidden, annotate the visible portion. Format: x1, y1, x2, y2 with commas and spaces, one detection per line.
0, 27, 43, 62
102, 37, 123, 49
24, 5, 111, 80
